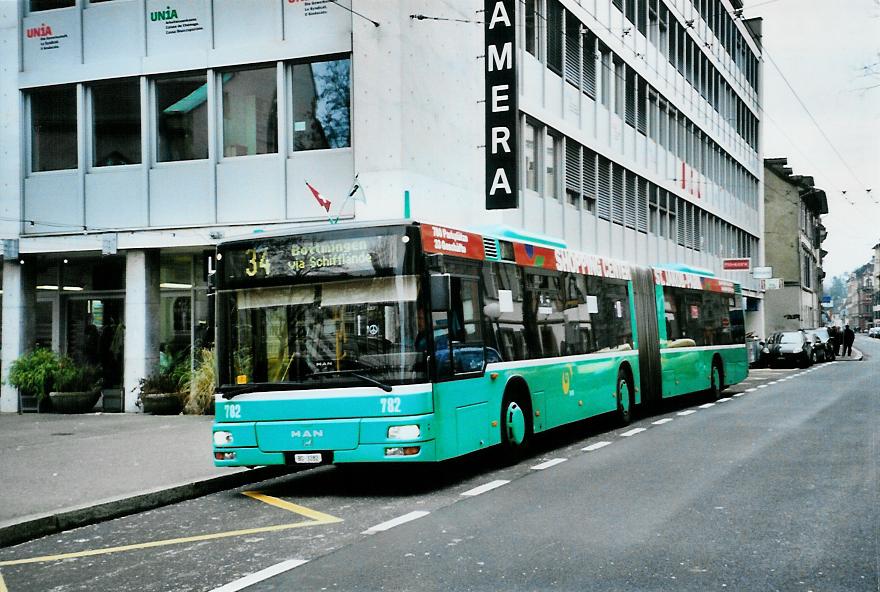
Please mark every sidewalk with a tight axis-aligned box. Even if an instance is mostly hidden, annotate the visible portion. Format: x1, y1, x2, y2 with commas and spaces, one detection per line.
0, 413, 287, 548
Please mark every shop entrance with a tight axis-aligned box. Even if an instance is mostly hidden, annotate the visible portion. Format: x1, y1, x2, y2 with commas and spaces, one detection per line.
65, 296, 125, 410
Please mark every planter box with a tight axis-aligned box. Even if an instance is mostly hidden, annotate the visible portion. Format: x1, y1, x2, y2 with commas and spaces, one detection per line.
141, 392, 184, 415
49, 391, 101, 414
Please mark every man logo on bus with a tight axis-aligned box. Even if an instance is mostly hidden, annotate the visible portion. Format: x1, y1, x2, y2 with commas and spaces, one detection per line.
561, 366, 573, 396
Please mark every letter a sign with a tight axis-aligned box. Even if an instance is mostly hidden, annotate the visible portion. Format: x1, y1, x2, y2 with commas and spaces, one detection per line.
485, 0, 518, 209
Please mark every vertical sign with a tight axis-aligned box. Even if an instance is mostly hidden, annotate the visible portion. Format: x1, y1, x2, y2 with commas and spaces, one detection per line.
485, 0, 518, 210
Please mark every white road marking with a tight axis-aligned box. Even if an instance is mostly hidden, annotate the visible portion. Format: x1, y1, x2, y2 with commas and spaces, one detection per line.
677, 410, 697, 416
717, 397, 732, 402
362, 511, 430, 534
582, 441, 612, 452
620, 428, 647, 437
210, 559, 309, 592
698, 403, 716, 409
757, 384, 768, 389
768, 381, 778, 385
745, 388, 758, 393
531, 458, 568, 470
652, 418, 674, 425
461, 480, 510, 497
732, 393, 745, 397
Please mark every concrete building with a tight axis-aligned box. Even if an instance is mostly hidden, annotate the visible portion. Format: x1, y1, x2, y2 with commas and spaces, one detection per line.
845, 262, 873, 332
873, 243, 880, 329
762, 158, 828, 332
0, 0, 764, 412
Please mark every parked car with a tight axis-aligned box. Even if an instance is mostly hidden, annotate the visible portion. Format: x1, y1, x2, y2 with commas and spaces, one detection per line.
868, 326, 880, 339
804, 328, 835, 362
766, 330, 814, 368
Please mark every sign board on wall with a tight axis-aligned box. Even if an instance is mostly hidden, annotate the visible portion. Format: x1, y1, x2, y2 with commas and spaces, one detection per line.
146, 0, 209, 55
722, 258, 751, 271
753, 266, 772, 279
484, 0, 518, 210
762, 278, 782, 290
22, 10, 82, 70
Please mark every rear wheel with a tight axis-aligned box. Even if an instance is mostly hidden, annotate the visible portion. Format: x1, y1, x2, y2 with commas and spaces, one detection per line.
709, 360, 724, 400
616, 370, 634, 426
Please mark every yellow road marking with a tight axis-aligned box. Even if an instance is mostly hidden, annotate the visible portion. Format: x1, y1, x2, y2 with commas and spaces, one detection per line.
0, 570, 8, 592
0, 493, 341, 568
242, 491, 343, 524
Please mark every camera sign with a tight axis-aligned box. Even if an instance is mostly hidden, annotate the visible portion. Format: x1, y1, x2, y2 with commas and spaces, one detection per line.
485, 0, 518, 210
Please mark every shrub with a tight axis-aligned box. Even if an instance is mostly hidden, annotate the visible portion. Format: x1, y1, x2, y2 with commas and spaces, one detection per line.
54, 358, 102, 392
7, 349, 62, 402
184, 348, 215, 415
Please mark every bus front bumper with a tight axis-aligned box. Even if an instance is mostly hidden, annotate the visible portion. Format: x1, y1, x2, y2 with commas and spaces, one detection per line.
212, 414, 437, 466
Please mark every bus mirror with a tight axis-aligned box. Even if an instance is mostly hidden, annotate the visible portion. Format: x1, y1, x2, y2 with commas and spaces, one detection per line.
430, 274, 451, 312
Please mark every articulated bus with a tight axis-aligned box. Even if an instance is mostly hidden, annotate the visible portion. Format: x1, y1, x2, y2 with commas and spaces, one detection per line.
212, 220, 747, 467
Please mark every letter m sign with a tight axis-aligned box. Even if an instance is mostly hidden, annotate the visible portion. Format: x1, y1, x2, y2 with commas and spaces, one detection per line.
485, 0, 518, 210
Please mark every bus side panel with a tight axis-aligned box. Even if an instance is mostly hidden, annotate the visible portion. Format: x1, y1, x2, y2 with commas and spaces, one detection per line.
432, 375, 500, 461
660, 348, 711, 397
719, 345, 749, 387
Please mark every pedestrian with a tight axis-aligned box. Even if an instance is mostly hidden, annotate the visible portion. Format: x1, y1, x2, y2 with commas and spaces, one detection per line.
830, 326, 841, 356
842, 324, 855, 357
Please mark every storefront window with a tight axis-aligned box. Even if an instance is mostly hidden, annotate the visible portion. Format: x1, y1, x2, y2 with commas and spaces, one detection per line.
222, 66, 278, 157
156, 73, 208, 162
30, 85, 77, 172
30, 0, 74, 11
292, 57, 351, 151
92, 79, 141, 167
160, 254, 212, 374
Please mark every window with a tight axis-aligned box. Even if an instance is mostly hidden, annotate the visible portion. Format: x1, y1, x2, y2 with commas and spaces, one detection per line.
30, 85, 77, 172
599, 47, 611, 107
614, 59, 624, 116
30, 0, 73, 11
525, 0, 538, 57
546, 0, 563, 74
545, 130, 559, 199
156, 73, 209, 162
292, 57, 351, 151
222, 65, 278, 157
525, 121, 538, 191
92, 79, 141, 167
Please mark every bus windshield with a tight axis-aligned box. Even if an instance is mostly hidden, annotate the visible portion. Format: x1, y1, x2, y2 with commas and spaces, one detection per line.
219, 276, 427, 390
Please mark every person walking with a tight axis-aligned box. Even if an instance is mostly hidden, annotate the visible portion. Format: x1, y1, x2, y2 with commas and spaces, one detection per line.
830, 326, 841, 356
842, 324, 855, 357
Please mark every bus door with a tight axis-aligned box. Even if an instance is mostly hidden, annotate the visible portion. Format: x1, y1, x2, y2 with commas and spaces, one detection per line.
430, 273, 486, 380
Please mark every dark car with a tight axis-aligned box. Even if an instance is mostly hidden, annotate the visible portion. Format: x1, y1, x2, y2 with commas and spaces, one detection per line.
766, 330, 814, 368
804, 328, 835, 362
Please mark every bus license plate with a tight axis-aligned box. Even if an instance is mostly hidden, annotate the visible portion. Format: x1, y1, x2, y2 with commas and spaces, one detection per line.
294, 453, 322, 464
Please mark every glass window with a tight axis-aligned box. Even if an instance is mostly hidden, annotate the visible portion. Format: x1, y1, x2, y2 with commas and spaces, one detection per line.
30, 0, 74, 11
222, 66, 278, 157
31, 85, 77, 172
545, 131, 558, 199
525, 121, 538, 191
92, 79, 141, 167
525, 0, 538, 57
292, 58, 351, 151
156, 73, 208, 162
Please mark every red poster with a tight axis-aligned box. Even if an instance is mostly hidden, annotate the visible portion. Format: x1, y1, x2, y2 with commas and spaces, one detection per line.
421, 224, 485, 260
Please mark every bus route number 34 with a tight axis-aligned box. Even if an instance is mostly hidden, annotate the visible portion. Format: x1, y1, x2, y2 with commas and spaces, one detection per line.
380, 397, 401, 413
245, 248, 271, 277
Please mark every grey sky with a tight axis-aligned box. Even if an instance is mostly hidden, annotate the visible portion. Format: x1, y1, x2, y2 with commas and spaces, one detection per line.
751, 0, 880, 279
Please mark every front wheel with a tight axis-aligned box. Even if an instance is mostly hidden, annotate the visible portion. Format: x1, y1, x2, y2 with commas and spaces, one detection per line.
500, 391, 531, 459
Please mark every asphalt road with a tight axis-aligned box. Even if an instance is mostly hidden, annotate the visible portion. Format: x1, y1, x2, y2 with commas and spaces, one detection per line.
1, 337, 877, 592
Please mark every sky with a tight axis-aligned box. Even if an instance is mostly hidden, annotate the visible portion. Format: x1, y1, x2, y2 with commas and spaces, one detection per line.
749, 0, 880, 281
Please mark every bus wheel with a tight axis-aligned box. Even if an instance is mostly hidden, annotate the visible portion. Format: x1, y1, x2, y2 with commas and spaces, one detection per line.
500, 391, 531, 455
616, 370, 633, 426
709, 360, 724, 400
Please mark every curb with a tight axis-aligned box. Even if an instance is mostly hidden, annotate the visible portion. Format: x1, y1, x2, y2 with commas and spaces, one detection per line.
0, 466, 292, 549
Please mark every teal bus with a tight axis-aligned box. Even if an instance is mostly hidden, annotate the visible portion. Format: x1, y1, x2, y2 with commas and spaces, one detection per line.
212, 220, 747, 466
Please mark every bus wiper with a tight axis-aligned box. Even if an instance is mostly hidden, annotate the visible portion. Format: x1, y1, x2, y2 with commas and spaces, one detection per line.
305, 369, 393, 392
219, 383, 302, 400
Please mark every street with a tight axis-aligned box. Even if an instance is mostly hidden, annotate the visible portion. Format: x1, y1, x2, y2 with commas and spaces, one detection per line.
1, 338, 877, 592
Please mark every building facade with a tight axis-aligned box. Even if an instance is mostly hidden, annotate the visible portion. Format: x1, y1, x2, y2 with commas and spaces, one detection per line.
0, 0, 764, 412
762, 158, 827, 332
845, 262, 873, 332
873, 243, 880, 329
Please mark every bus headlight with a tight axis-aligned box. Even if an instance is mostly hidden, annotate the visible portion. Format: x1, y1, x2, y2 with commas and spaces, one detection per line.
387, 425, 420, 440
213, 431, 234, 446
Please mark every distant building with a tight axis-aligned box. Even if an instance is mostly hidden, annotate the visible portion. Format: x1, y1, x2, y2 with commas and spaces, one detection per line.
763, 158, 828, 332
873, 243, 880, 328
846, 262, 873, 331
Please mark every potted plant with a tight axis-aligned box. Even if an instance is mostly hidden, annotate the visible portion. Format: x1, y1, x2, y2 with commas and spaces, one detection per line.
183, 348, 215, 415
49, 358, 102, 414
137, 369, 186, 415
7, 348, 62, 412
